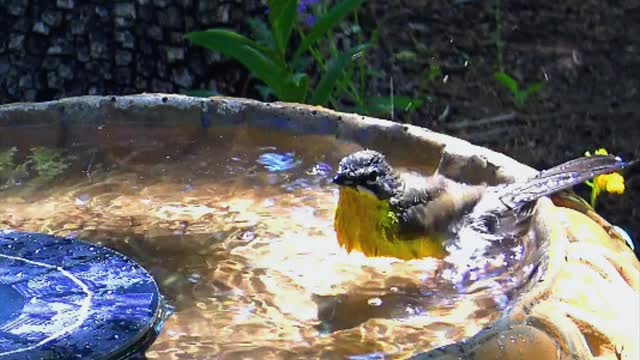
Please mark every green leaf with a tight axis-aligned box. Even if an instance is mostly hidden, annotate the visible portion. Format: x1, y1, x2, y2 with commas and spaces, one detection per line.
311, 44, 369, 106
394, 50, 418, 63
185, 29, 290, 99
247, 18, 275, 49
494, 71, 520, 98
185, 28, 282, 65
268, 0, 297, 56
426, 63, 441, 83
255, 85, 275, 101
525, 82, 545, 98
282, 73, 310, 103
514, 81, 544, 106
293, 0, 365, 65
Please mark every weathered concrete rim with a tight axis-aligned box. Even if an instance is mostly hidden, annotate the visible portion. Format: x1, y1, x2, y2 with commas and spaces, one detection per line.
0, 93, 538, 184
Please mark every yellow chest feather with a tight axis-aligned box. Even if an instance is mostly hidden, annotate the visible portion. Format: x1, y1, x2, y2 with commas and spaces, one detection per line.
334, 187, 446, 260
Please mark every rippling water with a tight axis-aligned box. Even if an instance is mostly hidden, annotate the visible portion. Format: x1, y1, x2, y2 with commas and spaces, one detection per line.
0, 127, 538, 359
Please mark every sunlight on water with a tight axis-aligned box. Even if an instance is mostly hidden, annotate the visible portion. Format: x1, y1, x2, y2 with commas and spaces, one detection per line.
0, 127, 539, 359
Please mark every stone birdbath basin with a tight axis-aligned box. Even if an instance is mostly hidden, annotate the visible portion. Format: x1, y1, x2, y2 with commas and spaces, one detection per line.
0, 94, 637, 359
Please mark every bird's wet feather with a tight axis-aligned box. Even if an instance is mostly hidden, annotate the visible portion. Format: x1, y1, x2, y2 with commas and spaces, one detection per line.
334, 186, 447, 260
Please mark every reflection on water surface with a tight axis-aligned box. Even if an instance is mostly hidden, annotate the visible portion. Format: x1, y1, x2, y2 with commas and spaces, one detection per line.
0, 127, 537, 359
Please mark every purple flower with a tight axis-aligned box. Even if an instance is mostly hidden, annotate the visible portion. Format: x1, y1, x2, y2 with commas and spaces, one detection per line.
304, 14, 316, 27
298, 0, 320, 12
297, 0, 319, 28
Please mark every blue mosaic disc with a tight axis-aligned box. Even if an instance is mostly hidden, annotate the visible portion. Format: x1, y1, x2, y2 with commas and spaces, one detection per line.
0, 231, 163, 360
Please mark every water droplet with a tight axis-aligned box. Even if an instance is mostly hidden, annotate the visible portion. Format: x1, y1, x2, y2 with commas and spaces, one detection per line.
306, 162, 332, 176
241, 231, 255, 241
405, 305, 418, 315
261, 198, 275, 207
75, 194, 91, 206
183, 184, 194, 192
188, 273, 201, 283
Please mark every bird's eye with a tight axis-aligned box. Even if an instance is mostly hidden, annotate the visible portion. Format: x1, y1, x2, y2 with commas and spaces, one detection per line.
365, 170, 379, 184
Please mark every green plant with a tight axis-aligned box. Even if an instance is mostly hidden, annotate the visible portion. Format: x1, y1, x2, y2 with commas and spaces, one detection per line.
185, 0, 366, 106
494, 71, 544, 107
27, 147, 69, 180
0, 147, 68, 188
0, 147, 28, 186
0, 147, 17, 177
185, 0, 421, 118
492, 0, 544, 108
416, 63, 441, 99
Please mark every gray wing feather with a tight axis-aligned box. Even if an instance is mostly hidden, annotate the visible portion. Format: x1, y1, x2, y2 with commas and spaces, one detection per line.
495, 155, 628, 210
464, 155, 628, 237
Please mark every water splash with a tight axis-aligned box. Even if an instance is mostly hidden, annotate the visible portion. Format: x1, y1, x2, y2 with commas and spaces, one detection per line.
257, 152, 302, 172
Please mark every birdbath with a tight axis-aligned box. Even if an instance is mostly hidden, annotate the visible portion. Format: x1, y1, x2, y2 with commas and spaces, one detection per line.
0, 94, 637, 359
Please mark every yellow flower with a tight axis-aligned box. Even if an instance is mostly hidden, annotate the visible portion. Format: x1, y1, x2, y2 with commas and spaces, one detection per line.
594, 148, 609, 156
584, 147, 626, 209
594, 172, 625, 195
584, 148, 609, 157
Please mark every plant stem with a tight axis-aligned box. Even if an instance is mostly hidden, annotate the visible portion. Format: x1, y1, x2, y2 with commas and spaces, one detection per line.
590, 188, 599, 209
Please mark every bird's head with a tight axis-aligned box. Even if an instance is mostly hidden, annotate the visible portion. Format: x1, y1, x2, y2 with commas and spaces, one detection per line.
333, 150, 401, 200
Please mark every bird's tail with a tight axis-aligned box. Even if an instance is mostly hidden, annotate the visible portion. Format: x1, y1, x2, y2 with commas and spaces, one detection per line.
496, 155, 630, 210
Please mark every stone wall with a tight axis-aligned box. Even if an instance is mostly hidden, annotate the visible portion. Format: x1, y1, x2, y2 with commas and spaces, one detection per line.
0, 0, 265, 104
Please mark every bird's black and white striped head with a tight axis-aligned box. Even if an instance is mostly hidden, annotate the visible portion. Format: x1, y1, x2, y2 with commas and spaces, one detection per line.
333, 150, 401, 200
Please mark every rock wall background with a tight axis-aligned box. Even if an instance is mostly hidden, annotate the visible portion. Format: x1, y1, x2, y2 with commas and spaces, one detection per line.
0, 0, 264, 104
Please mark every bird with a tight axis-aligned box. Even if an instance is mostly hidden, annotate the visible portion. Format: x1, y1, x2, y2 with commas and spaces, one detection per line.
332, 150, 629, 261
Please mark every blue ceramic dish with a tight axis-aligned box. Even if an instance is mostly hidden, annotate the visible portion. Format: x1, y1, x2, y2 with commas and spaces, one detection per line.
0, 231, 165, 360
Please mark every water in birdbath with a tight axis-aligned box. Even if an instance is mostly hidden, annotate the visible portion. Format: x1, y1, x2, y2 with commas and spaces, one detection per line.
0, 125, 540, 359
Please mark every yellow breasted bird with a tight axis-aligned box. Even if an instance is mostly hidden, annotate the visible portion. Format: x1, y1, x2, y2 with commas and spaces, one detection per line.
333, 150, 629, 260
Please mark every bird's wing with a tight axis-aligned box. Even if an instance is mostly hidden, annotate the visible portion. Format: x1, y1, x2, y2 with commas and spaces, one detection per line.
462, 155, 629, 237
494, 155, 628, 210
394, 175, 485, 237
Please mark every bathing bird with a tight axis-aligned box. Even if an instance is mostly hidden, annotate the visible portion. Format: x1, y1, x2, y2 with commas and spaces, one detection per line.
332, 150, 628, 260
